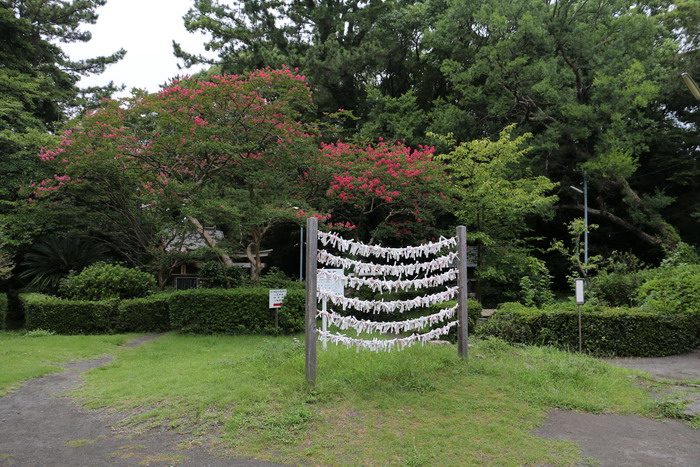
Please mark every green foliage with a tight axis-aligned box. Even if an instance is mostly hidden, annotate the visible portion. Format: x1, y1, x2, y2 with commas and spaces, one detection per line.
22, 293, 118, 334
22, 329, 56, 338
436, 125, 558, 242
0, 293, 7, 330
34, 69, 319, 281
589, 270, 652, 307
588, 251, 651, 307
435, 126, 557, 304
256, 267, 304, 290
0, 243, 13, 280
519, 258, 555, 308
168, 288, 305, 334
60, 262, 155, 300
660, 242, 700, 268
117, 295, 171, 333
18, 235, 112, 292
198, 261, 246, 289
0, 1, 125, 270
0, 1, 124, 199
637, 264, 700, 314
478, 303, 700, 357
549, 218, 603, 281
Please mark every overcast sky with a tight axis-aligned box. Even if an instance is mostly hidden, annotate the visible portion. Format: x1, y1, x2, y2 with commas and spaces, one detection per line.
62, 0, 216, 96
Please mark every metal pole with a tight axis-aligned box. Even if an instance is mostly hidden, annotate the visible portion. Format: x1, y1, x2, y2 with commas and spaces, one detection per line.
583, 174, 589, 268
578, 304, 583, 353
299, 226, 304, 281
456, 226, 469, 359
304, 218, 318, 384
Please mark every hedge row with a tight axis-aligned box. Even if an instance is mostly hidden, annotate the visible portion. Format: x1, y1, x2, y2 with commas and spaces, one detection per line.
117, 295, 171, 332
169, 288, 305, 334
21, 288, 305, 335
23, 293, 118, 334
0, 293, 7, 330
478, 303, 700, 357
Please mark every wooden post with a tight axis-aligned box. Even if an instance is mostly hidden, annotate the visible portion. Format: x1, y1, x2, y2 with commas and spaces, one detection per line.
457, 226, 469, 358
305, 217, 318, 384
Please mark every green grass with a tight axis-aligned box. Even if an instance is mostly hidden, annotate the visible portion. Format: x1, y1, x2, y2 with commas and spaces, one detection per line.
0, 331, 136, 396
73, 334, 653, 465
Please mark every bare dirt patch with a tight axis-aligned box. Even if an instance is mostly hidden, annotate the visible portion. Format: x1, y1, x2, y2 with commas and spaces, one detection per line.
534, 350, 700, 466
0, 335, 280, 466
534, 408, 700, 466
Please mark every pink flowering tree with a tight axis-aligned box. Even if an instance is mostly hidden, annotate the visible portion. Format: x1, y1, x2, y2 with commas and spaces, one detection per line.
305, 140, 452, 244
32, 68, 320, 283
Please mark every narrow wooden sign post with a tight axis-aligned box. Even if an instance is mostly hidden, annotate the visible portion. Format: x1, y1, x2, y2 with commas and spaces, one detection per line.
305, 217, 318, 385
456, 225, 469, 359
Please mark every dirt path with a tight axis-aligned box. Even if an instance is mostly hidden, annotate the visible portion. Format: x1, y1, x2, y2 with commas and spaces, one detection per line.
534, 350, 700, 466
0, 335, 279, 467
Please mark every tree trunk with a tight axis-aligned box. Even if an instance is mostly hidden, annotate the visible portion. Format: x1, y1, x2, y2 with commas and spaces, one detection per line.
245, 225, 271, 281
186, 215, 235, 267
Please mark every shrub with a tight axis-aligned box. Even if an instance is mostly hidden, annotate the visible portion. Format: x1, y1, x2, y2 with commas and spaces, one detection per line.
588, 269, 652, 307
0, 292, 7, 330
22, 293, 118, 334
256, 267, 304, 289
60, 262, 156, 300
168, 287, 305, 334
198, 261, 247, 288
588, 251, 650, 307
637, 264, 700, 314
117, 294, 171, 332
478, 303, 700, 357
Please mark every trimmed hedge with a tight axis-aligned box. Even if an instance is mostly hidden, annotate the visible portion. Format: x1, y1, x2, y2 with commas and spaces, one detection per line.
168, 288, 305, 334
0, 293, 7, 330
478, 303, 700, 357
117, 295, 170, 333
22, 293, 118, 334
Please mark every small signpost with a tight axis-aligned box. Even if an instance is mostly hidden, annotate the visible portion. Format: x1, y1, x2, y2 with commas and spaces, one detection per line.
575, 278, 585, 352
269, 289, 288, 331
318, 269, 344, 349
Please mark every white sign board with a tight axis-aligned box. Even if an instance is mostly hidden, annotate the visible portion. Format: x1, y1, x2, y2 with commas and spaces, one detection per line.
317, 269, 345, 296
575, 278, 585, 305
269, 289, 288, 309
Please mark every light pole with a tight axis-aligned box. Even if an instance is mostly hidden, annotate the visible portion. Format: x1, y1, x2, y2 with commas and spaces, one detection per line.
570, 174, 589, 269
681, 73, 700, 101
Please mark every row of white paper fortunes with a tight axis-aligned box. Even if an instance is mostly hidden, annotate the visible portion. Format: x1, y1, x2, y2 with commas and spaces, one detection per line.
317, 268, 459, 293
318, 249, 458, 277
317, 286, 459, 314
317, 304, 457, 334
317, 230, 457, 260
316, 320, 458, 352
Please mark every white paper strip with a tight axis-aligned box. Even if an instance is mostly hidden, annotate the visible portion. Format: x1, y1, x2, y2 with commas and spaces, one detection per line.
317, 231, 457, 260
316, 320, 458, 352
317, 286, 459, 314
317, 304, 458, 334
317, 268, 458, 293
317, 249, 458, 277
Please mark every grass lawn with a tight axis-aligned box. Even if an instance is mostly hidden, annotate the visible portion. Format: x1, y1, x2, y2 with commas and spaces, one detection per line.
0, 331, 136, 396
72, 333, 654, 465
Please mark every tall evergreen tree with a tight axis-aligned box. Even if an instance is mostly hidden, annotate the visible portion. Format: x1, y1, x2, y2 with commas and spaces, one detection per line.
0, 1, 125, 194
179, 0, 700, 258
0, 0, 125, 250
